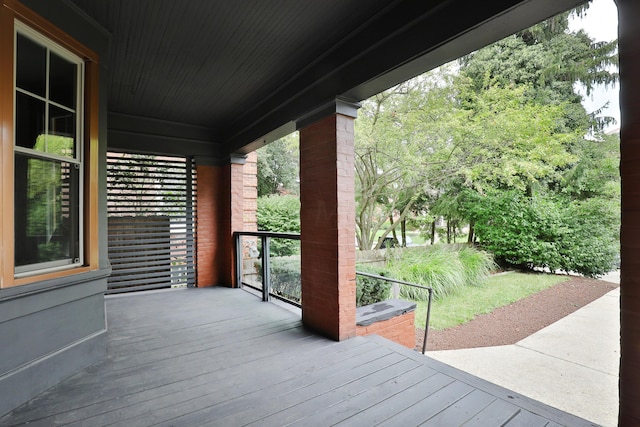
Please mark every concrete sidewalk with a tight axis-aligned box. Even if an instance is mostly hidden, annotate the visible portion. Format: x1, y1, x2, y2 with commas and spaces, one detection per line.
428, 273, 620, 427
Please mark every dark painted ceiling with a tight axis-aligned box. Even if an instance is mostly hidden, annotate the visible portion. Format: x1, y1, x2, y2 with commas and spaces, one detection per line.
70, 0, 586, 157
71, 0, 390, 128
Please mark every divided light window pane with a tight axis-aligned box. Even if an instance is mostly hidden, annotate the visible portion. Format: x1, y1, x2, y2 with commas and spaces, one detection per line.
14, 24, 83, 275
15, 92, 45, 150
14, 154, 80, 270
50, 52, 76, 109
49, 105, 76, 156
16, 33, 46, 97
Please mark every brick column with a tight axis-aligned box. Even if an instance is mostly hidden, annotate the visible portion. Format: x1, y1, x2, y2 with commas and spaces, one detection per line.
195, 155, 251, 288
617, 1, 640, 424
224, 156, 246, 287
243, 151, 258, 232
195, 164, 218, 287
299, 99, 359, 341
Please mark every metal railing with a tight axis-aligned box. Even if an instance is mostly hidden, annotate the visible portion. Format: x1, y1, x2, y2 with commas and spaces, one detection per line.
355, 271, 433, 353
234, 231, 302, 307
234, 231, 433, 352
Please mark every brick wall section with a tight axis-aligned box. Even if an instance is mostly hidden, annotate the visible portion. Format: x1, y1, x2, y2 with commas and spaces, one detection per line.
356, 311, 416, 349
618, 1, 640, 424
243, 151, 258, 232
227, 160, 246, 287
300, 113, 356, 341
195, 164, 220, 287
195, 158, 255, 288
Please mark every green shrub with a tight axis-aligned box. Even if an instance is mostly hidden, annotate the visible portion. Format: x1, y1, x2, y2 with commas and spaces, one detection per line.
355, 264, 392, 307
257, 195, 300, 256
466, 190, 564, 271
556, 198, 619, 277
466, 190, 619, 278
269, 256, 301, 303
385, 245, 495, 300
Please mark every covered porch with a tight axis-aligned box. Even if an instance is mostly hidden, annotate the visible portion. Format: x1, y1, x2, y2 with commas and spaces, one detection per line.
1, 0, 639, 424
3, 287, 595, 426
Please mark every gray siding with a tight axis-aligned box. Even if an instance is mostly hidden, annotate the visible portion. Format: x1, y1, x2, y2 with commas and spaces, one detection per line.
0, 289, 106, 374
0, 274, 109, 417
0, 0, 111, 418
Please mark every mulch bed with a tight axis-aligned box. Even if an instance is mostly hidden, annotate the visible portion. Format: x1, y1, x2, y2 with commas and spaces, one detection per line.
416, 275, 619, 352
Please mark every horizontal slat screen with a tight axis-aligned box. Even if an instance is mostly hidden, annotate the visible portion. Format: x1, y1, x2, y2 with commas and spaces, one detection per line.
107, 153, 196, 293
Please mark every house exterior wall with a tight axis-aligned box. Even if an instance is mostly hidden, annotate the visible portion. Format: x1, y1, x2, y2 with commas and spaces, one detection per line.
0, 0, 110, 417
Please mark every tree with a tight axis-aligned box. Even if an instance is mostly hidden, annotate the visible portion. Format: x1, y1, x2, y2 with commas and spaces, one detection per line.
561, 132, 620, 201
256, 194, 300, 256
256, 133, 299, 196
354, 68, 459, 250
460, 10, 617, 133
451, 81, 578, 192
355, 67, 580, 250
353, 4, 620, 277
452, 8, 620, 275
415, 77, 581, 248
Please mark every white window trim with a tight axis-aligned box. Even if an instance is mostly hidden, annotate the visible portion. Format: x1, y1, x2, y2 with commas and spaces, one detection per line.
13, 19, 86, 278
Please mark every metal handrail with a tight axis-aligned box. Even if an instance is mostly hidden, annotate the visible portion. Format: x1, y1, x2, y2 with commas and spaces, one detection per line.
234, 231, 301, 305
234, 231, 433, 353
356, 271, 433, 353
234, 231, 301, 240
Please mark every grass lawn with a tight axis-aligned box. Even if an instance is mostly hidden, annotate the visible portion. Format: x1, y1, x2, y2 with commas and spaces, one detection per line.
412, 271, 570, 330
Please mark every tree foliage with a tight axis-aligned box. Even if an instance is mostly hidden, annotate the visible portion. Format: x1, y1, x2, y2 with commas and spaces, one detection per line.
452, 82, 577, 192
353, 5, 620, 277
256, 133, 299, 197
256, 194, 300, 256
461, 10, 617, 132
355, 68, 460, 250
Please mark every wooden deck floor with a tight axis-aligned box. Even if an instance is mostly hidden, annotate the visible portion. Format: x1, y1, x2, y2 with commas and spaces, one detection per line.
2, 287, 597, 426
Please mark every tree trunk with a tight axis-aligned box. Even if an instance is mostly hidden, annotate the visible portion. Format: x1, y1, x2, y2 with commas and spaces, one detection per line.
430, 220, 436, 245
446, 218, 451, 244
468, 220, 475, 244
390, 214, 398, 244
401, 219, 407, 247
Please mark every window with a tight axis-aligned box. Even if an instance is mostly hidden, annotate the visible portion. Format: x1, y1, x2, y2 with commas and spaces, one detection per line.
0, 0, 99, 288
13, 23, 84, 276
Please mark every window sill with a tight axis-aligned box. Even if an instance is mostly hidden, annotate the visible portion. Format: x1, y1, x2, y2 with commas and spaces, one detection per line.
0, 266, 111, 301
12, 266, 94, 287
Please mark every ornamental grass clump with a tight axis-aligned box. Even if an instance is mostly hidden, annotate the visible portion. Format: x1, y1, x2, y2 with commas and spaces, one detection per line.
386, 245, 495, 300
457, 245, 497, 286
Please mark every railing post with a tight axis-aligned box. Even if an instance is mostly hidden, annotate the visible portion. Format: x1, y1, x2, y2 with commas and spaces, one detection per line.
391, 283, 400, 299
423, 289, 433, 354
262, 235, 271, 301
234, 232, 242, 289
